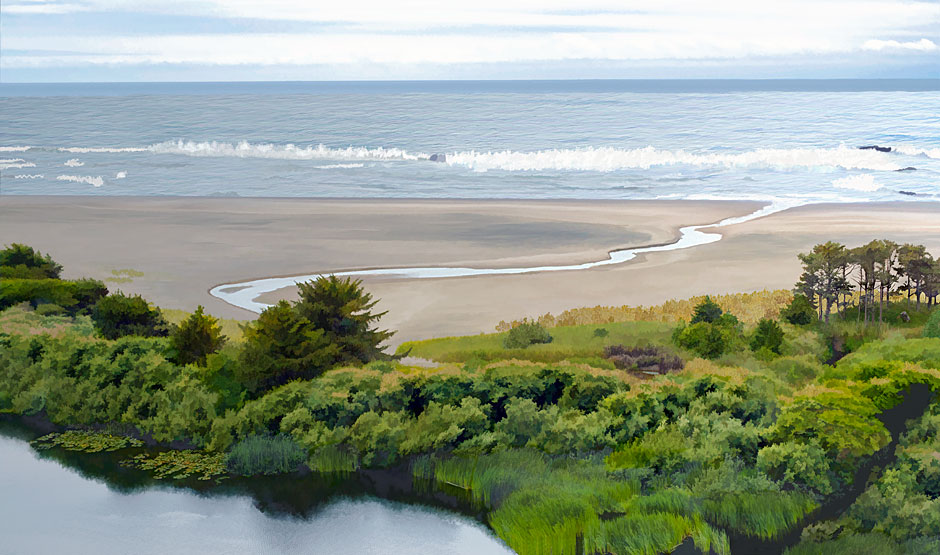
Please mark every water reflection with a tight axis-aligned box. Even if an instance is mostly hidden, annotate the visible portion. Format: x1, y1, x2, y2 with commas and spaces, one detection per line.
0, 424, 513, 555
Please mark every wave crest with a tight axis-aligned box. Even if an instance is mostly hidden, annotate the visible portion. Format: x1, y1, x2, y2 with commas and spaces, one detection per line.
0, 158, 36, 170
147, 140, 424, 161
56, 175, 104, 187
446, 145, 902, 172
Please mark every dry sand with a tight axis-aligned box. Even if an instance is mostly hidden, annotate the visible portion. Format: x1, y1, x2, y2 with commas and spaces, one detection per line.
2, 196, 938, 345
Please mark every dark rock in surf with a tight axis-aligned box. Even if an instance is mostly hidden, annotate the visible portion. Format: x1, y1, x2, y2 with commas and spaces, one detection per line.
429, 153, 447, 162
858, 145, 892, 153
896, 167, 917, 172
898, 190, 918, 196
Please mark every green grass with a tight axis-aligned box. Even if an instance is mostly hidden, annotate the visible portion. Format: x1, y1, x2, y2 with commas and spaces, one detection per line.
398, 320, 675, 363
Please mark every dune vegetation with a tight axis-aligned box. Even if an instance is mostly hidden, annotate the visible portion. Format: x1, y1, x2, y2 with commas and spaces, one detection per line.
1, 240, 939, 554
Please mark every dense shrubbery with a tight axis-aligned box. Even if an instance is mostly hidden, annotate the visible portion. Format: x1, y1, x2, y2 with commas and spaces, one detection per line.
3, 244, 940, 555
502, 320, 553, 348
781, 294, 817, 325
168, 305, 226, 366
91, 292, 170, 339
0, 243, 63, 279
925, 309, 940, 339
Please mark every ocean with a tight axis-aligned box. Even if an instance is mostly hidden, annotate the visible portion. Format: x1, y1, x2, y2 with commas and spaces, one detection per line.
1, 80, 938, 206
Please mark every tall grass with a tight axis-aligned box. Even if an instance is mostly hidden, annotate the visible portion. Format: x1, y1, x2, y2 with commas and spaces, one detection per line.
307, 444, 359, 474
398, 321, 673, 363
225, 434, 306, 476
701, 491, 816, 539
496, 289, 793, 330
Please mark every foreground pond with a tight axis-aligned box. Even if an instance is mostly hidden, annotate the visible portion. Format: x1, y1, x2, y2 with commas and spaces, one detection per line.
0, 428, 513, 554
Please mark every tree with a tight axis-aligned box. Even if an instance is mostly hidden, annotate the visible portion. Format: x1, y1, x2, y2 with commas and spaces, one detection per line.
797, 242, 851, 323
690, 296, 723, 324
924, 309, 940, 339
91, 292, 170, 339
897, 244, 931, 309
502, 321, 553, 349
169, 306, 227, 367
294, 275, 393, 363
751, 318, 784, 355
237, 300, 339, 393
0, 243, 63, 279
781, 295, 816, 326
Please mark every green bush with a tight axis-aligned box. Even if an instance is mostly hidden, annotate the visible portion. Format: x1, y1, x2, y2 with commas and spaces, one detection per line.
0, 278, 108, 313
924, 309, 940, 339
781, 294, 817, 325
691, 296, 724, 324
237, 300, 339, 394
503, 321, 553, 349
0, 243, 62, 279
225, 434, 306, 476
751, 318, 785, 354
169, 305, 227, 366
91, 292, 169, 339
673, 320, 738, 359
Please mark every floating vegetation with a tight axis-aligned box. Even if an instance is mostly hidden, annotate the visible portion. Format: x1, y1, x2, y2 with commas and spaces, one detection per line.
31, 431, 143, 453
123, 450, 228, 482
106, 268, 145, 283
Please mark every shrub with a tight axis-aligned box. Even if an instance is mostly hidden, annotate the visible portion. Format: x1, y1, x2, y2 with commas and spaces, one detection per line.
751, 319, 785, 355
781, 294, 817, 325
604, 344, 684, 374
593, 328, 609, 338
673, 319, 739, 359
169, 305, 227, 366
0, 243, 62, 279
925, 309, 940, 339
691, 296, 724, 324
0, 278, 108, 313
237, 300, 339, 394
294, 275, 393, 363
225, 434, 306, 476
757, 440, 833, 494
91, 292, 170, 339
503, 321, 553, 349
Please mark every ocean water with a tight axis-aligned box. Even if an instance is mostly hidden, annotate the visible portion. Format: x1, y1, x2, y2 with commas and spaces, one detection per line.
1, 80, 938, 204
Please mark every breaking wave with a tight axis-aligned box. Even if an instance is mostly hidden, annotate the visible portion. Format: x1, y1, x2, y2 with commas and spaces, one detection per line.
59, 147, 148, 153
14, 174, 44, 179
146, 140, 424, 161
56, 175, 104, 187
892, 145, 940, 159
64, 158, 84, 167
0, 146, 32, 152
446, 145, 903, 172
0, 158, 36, 170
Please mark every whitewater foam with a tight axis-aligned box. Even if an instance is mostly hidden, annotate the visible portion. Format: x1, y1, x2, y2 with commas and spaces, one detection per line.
146, 140, 424, 161
64, 158, 84, 167
892, 145, 940, 159
56, 175, 104, 187
832, 174, 882, 192
59, 147, 148, 153
314, 163, 366, 169
14, 174, 44, 179
0, 158, 36, 170
0, 146, 32, 152
115, 171, 127, 179
446, 145, 902, 172
210, 201, 797, 314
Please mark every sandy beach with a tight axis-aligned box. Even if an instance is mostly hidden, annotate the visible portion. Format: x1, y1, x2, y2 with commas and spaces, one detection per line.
2, 196, 938, 344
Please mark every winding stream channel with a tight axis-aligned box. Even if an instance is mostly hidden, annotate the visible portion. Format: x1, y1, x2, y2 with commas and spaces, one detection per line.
210, 201, 800, 313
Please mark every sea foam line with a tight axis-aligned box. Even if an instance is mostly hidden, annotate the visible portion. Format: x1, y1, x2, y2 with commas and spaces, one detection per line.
209, 200, 800, 314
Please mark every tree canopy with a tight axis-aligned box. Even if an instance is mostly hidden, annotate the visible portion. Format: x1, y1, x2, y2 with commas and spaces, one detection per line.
91, 292, 170, 339
0, 243, 63, 279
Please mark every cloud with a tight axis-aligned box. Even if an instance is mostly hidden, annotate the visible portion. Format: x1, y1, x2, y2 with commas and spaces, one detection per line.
1, 0, 938, 78
862, 38, 938, 51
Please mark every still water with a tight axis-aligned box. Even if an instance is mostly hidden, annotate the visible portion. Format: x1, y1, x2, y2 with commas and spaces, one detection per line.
0, 429, 513, 555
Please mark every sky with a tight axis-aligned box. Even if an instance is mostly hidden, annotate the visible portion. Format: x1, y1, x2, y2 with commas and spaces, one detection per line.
1, 0, 939, 82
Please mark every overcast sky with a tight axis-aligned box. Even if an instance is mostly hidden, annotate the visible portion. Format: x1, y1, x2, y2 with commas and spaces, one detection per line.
1, 0, 938, 82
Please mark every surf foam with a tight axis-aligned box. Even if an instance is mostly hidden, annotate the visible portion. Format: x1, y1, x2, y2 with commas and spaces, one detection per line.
0, 158, 36, 170
64, 158, 84, 167
832, 174, 882, 192
56, 175, 104, 187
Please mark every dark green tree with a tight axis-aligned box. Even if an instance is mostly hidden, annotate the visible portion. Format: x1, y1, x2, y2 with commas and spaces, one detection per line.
502, 321, 553, 349
781, 295, 816, 325
751, 318, 785, 354
237, 300, 339, 393
0, 243, 63, 279
91, 292, 170, 339
690, 296, 723, 324
294, 275, 393, 363
169, 305, 227, 367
